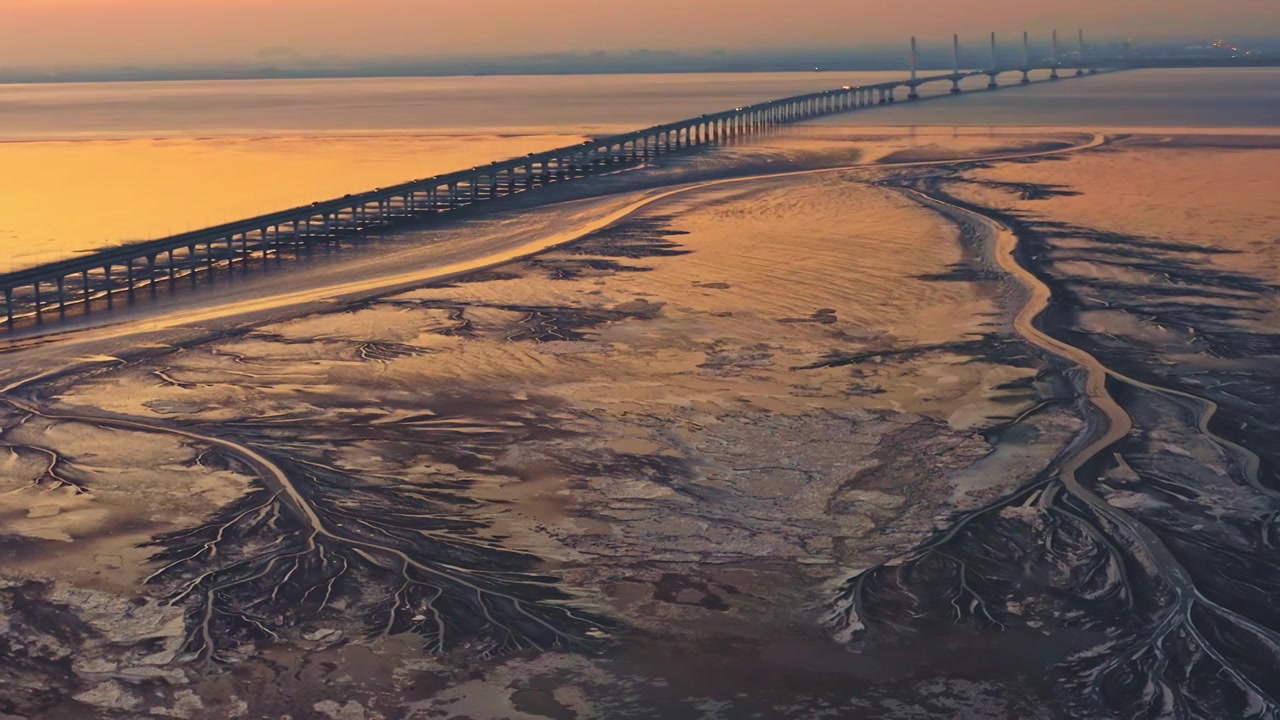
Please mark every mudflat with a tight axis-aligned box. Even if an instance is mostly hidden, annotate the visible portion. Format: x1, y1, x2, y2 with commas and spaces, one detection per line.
1, 128, 1278, 719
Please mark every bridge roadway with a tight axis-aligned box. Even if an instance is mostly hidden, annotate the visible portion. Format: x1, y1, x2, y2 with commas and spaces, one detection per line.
0, 62, 1109, 328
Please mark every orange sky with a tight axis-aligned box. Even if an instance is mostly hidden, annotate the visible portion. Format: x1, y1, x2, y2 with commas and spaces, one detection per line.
1, 0, 1275, 66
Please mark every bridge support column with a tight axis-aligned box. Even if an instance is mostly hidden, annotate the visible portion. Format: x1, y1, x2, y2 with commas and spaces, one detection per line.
55, 277, 66, 315
145, 255, 157, 296
2, 288, 11, 329
104, 265, 114, 308
82, 270, 91, 310
1050, 29, 1061, 79
950, 77, 962, 94
1021, 69, 1031, 84
987, 73, 999, 90
1076, 29, 1087, 76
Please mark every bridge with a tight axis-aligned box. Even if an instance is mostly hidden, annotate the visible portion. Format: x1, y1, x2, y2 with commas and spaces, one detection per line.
1, 30, 1111, 330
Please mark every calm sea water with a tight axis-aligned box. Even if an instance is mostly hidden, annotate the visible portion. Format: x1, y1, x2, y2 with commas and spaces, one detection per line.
0, 72, 905, 140
1, 69, 1277, 271
2, 69, 1277, 141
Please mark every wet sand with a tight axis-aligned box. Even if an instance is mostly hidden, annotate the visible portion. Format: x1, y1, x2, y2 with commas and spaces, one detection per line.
1, 128, 1278, 718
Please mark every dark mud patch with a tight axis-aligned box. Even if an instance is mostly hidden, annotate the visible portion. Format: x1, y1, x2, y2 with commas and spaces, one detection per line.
1116, 134, 1280, 151
652, 573, 732, 612
510, 688, 578, 720
439, 269, 523, 286
795, 333, 1033, 371
527, 214, 691, 280
950, 175, 1082, 200
567, 215, 692, 259
399, 298, 664, 342
877, 140, 1077, 165
527, 256, 655, 279
779, 307, 838, 324
916, 263, 1003, 282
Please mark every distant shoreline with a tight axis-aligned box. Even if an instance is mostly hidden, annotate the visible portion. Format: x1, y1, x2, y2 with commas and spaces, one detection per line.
0, 66, 913, 86
4, 58, 1279, 86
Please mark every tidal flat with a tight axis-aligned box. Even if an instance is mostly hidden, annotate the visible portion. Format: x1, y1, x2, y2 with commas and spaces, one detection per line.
1, 128, 1278, 719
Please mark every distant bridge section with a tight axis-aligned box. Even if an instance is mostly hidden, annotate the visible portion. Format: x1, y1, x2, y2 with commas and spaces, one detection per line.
0, 30, 1117, 330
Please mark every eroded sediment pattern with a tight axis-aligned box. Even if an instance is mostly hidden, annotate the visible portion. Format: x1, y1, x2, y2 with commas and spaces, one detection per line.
3, 134, 1277, 718
828, 147, 1280, 719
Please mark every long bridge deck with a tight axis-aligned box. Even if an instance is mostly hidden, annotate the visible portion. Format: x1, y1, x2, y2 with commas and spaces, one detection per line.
0, 62, 1111, 328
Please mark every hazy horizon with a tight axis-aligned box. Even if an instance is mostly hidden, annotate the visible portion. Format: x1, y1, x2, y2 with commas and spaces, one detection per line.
2, 0, 1277, 69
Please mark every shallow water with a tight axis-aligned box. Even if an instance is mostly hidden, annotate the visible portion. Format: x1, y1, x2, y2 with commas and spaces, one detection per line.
0, 72, 903, 140
2, 68, 1277, 272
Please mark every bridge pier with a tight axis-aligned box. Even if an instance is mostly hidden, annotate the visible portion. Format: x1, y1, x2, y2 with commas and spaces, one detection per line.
103, 265, 115, 307
907, 35, 921, 101
145, 255, 157, 296
1050, 29, 1061, 79
224, 235, 235, 275
1076, 30, 1087, 76
987, 32, 1000, 89
950, 34, 962, 94
1020, 31, 1032, 84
